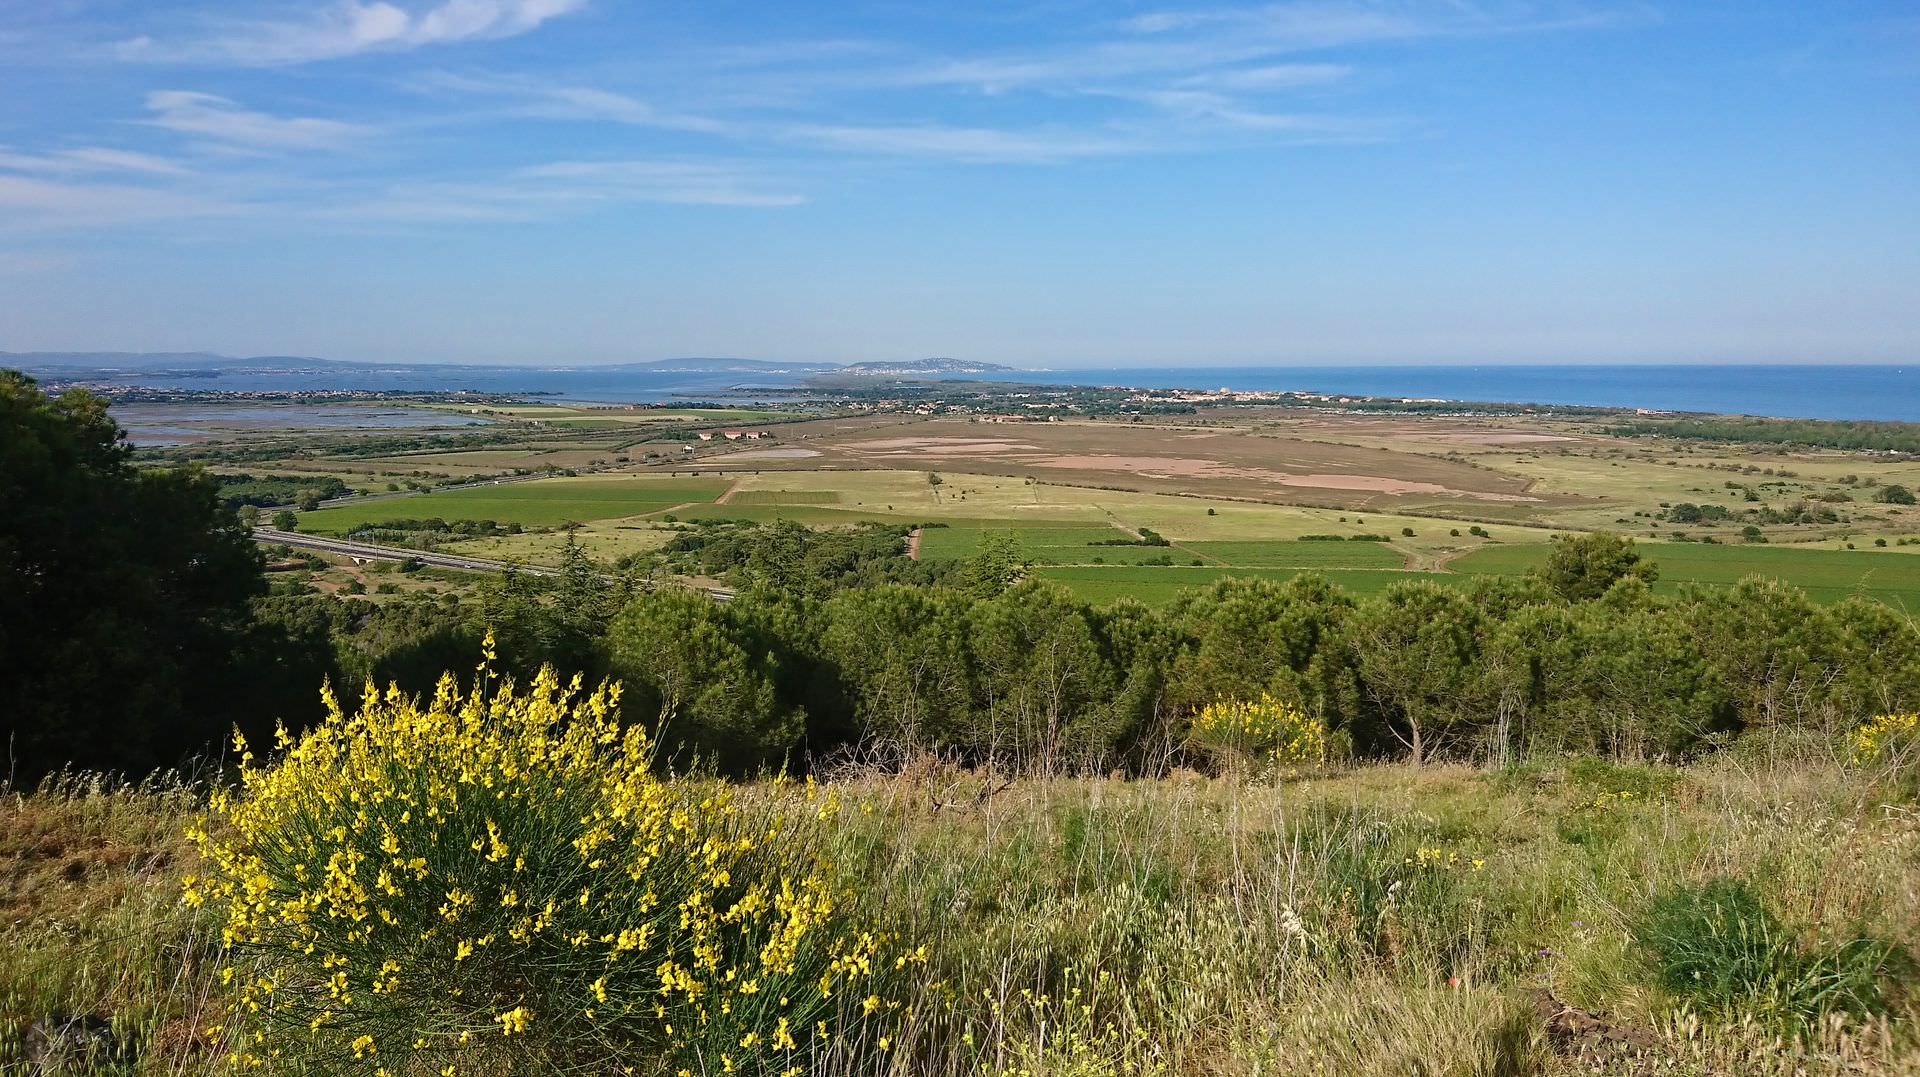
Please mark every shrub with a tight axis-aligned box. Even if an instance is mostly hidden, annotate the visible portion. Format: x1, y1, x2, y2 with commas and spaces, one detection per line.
1632, 878, 1910, 1033
1853, 712, 1920, 798
1854, 711, 1919, 764
186, 637, 920, 1075
1186, 695, 1326, 767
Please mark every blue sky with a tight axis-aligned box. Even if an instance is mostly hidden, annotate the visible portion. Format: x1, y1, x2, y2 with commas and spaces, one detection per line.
2, 1, 1915, 366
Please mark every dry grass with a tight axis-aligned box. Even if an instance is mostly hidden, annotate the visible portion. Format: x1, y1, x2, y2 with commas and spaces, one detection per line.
5, 755, 1917, 1075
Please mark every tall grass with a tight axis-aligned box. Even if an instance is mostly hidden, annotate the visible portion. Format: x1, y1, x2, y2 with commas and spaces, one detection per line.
5, 751, 1918, 1075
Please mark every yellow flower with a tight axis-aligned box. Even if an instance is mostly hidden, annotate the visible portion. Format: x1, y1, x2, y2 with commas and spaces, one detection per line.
496, 1006, 533, 1036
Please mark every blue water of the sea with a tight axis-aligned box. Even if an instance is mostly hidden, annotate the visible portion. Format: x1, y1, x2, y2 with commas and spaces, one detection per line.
71, 364, 1920, 423
984, 365, 1920, 423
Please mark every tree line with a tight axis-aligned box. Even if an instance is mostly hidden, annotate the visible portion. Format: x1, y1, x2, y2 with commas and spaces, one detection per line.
1606, 415, 1920, 453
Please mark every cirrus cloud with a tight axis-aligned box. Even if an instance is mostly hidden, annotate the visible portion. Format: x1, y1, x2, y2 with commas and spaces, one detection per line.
116, 0, 589, 65
142, 91, 369, 150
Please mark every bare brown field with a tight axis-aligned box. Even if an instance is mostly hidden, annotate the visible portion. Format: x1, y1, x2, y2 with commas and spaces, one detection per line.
684, 416, 1591, 519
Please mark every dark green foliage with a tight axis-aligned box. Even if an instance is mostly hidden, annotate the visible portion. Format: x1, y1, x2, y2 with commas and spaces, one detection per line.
213, 472, 349, 508
966, 581, 1119, 771
0, 372, 269, 780
1345, 581, 1492, 764
1634, 879, 1912, 1032
1878, 484, 1916, 505
1088, 527, 1169, 547
653, 519, 954, 593
606, 587, 799, 772
1537, 532, 1657, 601
1607, 416, 1920, 453
1667, 503, 1733, 524
1166, 574, 1356, 730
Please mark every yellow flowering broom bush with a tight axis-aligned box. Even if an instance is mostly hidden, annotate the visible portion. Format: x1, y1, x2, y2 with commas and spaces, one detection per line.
1853, 712, 1920, 798
185, 636, 921, 1075
1853, 712, 1919, 765
1186, 695, 1327, 769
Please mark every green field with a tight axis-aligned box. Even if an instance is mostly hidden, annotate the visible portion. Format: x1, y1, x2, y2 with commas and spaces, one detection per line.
295, 476, 729, 532
1180, 539, 1406, 569
918, 525, 1138, 563
1453, 542, 1920, 608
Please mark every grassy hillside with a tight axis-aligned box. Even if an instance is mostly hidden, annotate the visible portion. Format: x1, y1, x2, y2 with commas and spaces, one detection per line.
7, 754, 1915, 1075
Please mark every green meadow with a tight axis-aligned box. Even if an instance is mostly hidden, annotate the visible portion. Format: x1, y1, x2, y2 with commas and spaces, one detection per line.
294, 475, 729, 532
1454, 542, 1920, 608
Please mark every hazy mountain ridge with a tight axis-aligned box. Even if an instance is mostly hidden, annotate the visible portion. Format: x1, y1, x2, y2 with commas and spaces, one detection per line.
5, 352, 1015, 377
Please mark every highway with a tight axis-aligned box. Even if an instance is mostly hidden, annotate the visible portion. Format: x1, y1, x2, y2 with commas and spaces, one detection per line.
250, 527, 735, 600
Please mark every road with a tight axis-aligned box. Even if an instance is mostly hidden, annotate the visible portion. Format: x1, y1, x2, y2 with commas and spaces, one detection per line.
251, 527, 736, 601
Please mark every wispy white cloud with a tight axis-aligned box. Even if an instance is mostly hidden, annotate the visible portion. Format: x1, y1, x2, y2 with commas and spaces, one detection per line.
115, 0, 588, 65
143, 91, 369, 150
780, 123, 1143, 164
1175, 62, 1352, 90
0, 152, 801, 236
0, 146, 189, 176
0, 173, 227, 230
1122, 89, 1343, 131
414, 71, 729, 132
324, 160, 805, 222
512, 160, 804, 207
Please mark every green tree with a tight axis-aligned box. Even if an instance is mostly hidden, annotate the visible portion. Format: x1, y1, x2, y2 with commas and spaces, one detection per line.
1825, 598, 1920, 721
1092, 598, 1188, 771
1344, 581, 1493, 765
961, 529, 1025, 598
820, 585, 974, 755
1537, 531, 1658, 602
0, 371, 268, 778
606, 588, 798, 773
1679, 577, 1839, 735
1166, 574, 1357, 730
271, 509, 298, 531
966, 581, 1116, 771
1877, 484, 1916, 505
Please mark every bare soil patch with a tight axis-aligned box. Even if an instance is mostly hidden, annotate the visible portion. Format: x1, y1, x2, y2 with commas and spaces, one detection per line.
1027, 454, 1540, 501
849, 437, 1042, 455
712, 448, 822, 461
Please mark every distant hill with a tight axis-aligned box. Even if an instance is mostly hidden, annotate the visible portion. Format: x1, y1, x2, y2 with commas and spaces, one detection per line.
4, 351, 1018, 377
3, 351, 351, 371
838, 358, 1014, 375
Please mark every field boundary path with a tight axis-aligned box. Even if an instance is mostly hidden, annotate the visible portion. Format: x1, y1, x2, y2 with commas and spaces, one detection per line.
906, 527, 923, 560
1168, 540, 1226, 565
251, 527, 736, 601
714, 479, 743, 505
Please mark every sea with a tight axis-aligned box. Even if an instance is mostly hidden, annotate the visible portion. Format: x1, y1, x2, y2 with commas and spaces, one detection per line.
66, 363, 1920, 424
